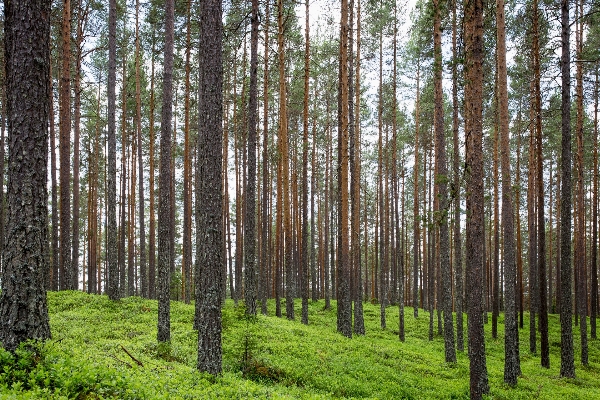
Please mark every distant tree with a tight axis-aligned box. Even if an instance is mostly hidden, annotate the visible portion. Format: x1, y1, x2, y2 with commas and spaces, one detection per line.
300, 0, 310, 325
196, 0, 224, 375
0, 0, 52, 351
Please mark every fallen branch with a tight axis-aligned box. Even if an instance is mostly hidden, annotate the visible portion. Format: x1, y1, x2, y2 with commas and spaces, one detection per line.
120, 345, 144, 367
108, 354, 132, 368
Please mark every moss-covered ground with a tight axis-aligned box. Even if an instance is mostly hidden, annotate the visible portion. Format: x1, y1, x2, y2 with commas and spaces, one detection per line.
0, 291, 598, 398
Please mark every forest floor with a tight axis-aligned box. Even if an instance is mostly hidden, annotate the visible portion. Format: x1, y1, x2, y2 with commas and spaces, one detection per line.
0, 290, 599, 399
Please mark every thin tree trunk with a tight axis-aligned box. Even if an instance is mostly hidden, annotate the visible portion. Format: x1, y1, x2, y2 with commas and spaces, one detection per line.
497, 0, 520, 382
158, 0, 175, 343
575, 0, 588, 365
136, 0, 147, 298
260, 0, 270, 315
413, 61, 421, 318
451, 0, 463, 351
106, 0, 119, 300
245, 0, 259, 316
300, 0, 310, 324
59, 0, 72, 290
49, 58, 59, 291
591, 69, 598, 340
434, 0, 455, 361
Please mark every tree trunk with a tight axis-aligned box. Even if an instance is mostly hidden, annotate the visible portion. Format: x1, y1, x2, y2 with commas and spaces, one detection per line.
196, 0, 224, 374
260, 0, 270, 315
412, 61, 421, 318
574, 0, 588, 365
352, 0, 365, 335
434, 0, 455, 362
0, 0, 52, 350
158, 0, 175, 343
59, 0, 72, 290
49, 59, 59, 291
451, 0, 463, 351
300, 0, 310, 325
532, 0, 549, 367
559, 0, 575, 378
464, 0, 489, 395
591, 69, 598, 340
136, 0, 147, 299
106, 0, 119, 300
497, 0, 520, 383
245, 0, 259, 316
336, 0, 352, 338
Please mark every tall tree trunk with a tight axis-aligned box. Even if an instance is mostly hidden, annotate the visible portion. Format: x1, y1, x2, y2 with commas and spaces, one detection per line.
196, 0, 224, 374
434, 0, 455, 362
591, 69, 598, 340
59, 0, 72, 290
352, 0, 365, 335
559, 0, 575, 378
378, 25, 386, 328
0, 0, 52, 350
182, 0, 192, 304
337, 0, 352, 338
464, 0, 489, 395
412, 61, 421, 318
532, 0, 549, 367
158, 0, 175, 343
106, 0, 119, 300
245, 0, 259, 316
277, 0, 294, 320
300, 0, 310, 324
451, 0, 463, 351
497, 0, 520, 383
260, 0, 270, 315
136, 0, 147, 299
574, 0, 588, 365
527, 66, 538, 354
49, 58, 59, 291
148, 30, 157, 300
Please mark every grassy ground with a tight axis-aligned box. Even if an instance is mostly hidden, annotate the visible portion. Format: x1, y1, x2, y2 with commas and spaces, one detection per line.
0, 291, 598, 399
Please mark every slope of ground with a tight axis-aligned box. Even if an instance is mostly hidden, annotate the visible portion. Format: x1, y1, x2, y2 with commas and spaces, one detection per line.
0, 291, 598, 399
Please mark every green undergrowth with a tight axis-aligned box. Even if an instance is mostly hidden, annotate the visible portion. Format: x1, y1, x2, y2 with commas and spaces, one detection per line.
0, 291, 598, 398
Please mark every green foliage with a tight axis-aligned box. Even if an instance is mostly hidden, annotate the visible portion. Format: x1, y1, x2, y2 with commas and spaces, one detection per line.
1, 291, 598, 399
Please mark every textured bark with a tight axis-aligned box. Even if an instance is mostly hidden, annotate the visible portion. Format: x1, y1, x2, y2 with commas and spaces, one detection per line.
527, 69, 537, 354
378, 27, 386, 329
119, 53, 127, 298
497, 0, 520, 383
337, 0, 352, 338
245, 0, 259, 316
574, 0, 588, 366
157, 0, 174, 343
433, 0, 455, 362
136, 0, 147, 299
0, 0, 52, 351
49, 60, 59, 291
59, 0, 72, 290
532, 0, 549, 367
277, 0, 294, 321
492, 88, 499, 340
182, 0, 192, 304
196, 0, 223, 374
260, 0, 270, 315
464, 0, 489, 395
559, 0, 575, 378
352, 0, 365, 336
412, 62, 421, 318
148, 31, 157, 300
300, 0, 310, 325
592, 71, 598, 340
106, 0, 119, 300
451, 0, 463, 351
